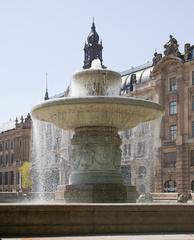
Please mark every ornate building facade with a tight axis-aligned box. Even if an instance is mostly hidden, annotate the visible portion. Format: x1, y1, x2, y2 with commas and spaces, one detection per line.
0, 114, 31, 192
121, 35, 194, 193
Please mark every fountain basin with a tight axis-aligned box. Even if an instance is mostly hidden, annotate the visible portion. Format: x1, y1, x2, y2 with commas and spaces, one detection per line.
1, 203, 194, 237
32, 96, 163, 131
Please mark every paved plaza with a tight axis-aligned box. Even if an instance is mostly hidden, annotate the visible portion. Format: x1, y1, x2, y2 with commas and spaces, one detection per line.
3, 235, 194, 240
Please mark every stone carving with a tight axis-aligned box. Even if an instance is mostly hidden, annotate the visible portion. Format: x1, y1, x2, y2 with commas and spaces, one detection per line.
164, 35, 180, 57
177, 191, 192, 203
152, 51, 162, 66
71, 145, 95, 171
95, 145, 112, 167
72, 143, 121, 171
70, 127, 122, 173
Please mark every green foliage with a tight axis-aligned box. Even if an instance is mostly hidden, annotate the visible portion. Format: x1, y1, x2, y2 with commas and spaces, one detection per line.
19, 161, 32, 191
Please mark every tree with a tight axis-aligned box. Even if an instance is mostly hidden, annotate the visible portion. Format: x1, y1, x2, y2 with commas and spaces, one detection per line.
19, 161, 32, 192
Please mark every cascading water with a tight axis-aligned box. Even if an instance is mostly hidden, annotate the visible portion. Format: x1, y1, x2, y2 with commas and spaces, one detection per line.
120, 117, 161, 197
31, 118, 71, 196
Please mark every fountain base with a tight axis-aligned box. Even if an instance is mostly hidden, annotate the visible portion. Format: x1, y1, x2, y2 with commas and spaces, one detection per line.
55, 184, 137, 203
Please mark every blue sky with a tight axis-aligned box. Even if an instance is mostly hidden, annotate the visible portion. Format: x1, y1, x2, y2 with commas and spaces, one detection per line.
0, 0, 194, 123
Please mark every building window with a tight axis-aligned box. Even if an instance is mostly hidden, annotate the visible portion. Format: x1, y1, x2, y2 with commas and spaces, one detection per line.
137, 142, 145, 156
0, 155, 2, 166
5, 142, 8, 150
5, 154, 8, 165
192, 71, 194, 85
16, 172, 20, 185
191, 151, 194, 166
0, 143, 2, 151
169, 101, 177, 115
192, 121, 194, 137
191, 181, 194, 193
139, 166, 147, 178
121, 165, 131, 185
11, 153, 14, 164
123, 144, 131, 157
169, 77, 177, 92
10, 171, 14, 185
164, 180, 176, 192
0, 173, 2, 185
164, 152, 176, 168
170, 125, 177, 140
192, 96, 194, 111
10, 141, 14, 149
4, 172, 8, 185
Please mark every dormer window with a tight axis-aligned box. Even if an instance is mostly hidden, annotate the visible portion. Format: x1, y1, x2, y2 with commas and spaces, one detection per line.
169, 77, 177, 92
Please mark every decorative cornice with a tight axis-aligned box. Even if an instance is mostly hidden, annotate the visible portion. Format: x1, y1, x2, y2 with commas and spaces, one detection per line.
151, 56, 183, 77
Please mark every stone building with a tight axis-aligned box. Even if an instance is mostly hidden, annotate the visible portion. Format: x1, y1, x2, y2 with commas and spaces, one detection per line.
121, 35, 194, 194
0, 114, 31, 192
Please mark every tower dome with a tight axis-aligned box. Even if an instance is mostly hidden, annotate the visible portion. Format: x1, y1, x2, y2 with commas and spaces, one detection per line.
83, 20, 106, 69
87, 21, 99, 44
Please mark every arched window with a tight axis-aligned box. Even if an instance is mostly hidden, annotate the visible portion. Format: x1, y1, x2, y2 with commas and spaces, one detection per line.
121, 165, 131, 185
139, 166, 146, 178
139, 184, 146, 193
164, 180, 176, 192
191, 181, 194, 193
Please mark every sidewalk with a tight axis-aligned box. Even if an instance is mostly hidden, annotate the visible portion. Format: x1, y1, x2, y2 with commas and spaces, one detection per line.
4, 234, 194, 240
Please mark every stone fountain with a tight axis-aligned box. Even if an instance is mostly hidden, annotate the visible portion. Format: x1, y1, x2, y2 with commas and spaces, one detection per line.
32, 58, 163, 203
1, 23, 193, 238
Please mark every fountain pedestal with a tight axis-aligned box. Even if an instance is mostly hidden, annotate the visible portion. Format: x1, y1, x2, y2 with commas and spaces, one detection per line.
70, 127, 122, 185
55, 126, 138, 202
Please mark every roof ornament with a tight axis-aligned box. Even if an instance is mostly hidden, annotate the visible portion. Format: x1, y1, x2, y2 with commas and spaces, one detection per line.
163, 35, 181, 57
184, 43, 191, 61
152, 50, 162, 66
44, 72, 49, 100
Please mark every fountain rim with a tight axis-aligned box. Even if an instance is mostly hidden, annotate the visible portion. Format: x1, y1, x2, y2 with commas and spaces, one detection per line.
31, 96, 163, 114
72, 68, 121, 79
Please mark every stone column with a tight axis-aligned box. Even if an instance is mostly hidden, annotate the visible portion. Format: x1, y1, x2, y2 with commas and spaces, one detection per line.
69, 126, 122, 185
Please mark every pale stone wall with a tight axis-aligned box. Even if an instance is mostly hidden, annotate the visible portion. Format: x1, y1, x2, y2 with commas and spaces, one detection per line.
0, 116, 31, 192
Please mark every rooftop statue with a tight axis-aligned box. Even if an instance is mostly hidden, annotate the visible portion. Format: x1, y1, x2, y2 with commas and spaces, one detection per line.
164, 35, 181, 57
152, 51, 162, 66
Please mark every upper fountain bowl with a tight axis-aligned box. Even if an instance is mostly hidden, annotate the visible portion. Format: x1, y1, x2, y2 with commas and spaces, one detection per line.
31, 96, 163, 131
32, 63, 163, 130
70, 68, 121, 97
